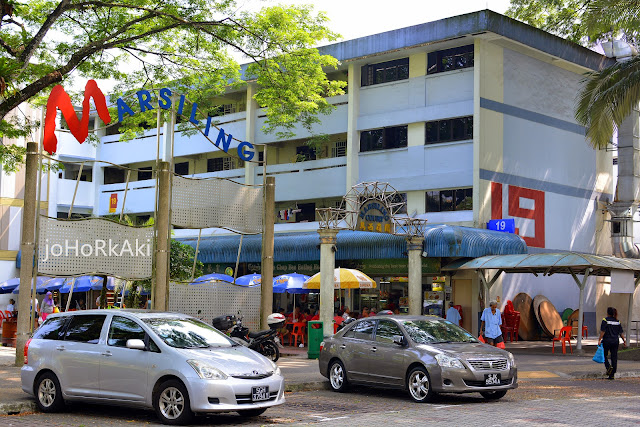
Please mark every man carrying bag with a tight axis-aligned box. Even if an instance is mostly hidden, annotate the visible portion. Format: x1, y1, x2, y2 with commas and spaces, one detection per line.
597, 307, 627, 380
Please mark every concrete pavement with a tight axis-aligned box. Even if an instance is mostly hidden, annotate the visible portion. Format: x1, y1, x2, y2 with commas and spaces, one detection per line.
1, 340, 639, 415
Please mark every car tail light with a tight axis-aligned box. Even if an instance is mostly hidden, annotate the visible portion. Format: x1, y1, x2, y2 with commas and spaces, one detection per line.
320, 341, 324, 352
24, 338, 32, 364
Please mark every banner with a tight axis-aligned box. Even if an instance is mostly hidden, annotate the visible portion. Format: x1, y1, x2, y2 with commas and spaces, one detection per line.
38, 217, 153, 279
172, 176, 263, 233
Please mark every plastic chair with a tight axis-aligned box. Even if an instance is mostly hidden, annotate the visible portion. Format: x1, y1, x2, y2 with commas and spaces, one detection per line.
453, 305, 464, 322
501, 312, 520, 342
552, 326, 573, 354
4, 310, 12, 319
289, 322, 306, 347
570, 317, 588, 338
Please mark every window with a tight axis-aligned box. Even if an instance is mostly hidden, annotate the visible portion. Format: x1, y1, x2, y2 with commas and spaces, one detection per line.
361, 58, 409, 87
207, 157, 236, 172
360, 125, 408, 153
33, 317, 68, 340
331, 141, 346, 158
427, 45, 474, 74
375, 320, 403, 344
209, 103, 237, 117
104, 167, 125, 184
174, 162, 189, 175
425, 188, 473, 212
349, 320, 376, 340
108, 316, 146, 348
296, 203, 316, 222
296, 145, 316, 161
63, 315, 106, 344
138, 167, 152, 181
426, 116, 473, 144
391, 193, 407, 214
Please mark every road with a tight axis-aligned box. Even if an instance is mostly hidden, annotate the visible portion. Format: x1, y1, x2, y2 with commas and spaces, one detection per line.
2, 376, 639, 426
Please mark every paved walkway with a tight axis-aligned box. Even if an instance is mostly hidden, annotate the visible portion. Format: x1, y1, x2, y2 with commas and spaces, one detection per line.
1, 340, 639, 415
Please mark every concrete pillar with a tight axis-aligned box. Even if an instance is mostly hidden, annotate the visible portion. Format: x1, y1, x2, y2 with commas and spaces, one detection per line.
245, 83, 258, 185
260, 176, 275, 329
319, 229, 338, 337
345, 64, 360, 191
154, 161, 171, 311
407, 236, 424, 316
15, 142, 38, 366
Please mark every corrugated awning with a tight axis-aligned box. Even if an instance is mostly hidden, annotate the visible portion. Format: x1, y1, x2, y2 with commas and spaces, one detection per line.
443, 252, 640, 277
180, 225, 527, 264
422, 225, 527, 258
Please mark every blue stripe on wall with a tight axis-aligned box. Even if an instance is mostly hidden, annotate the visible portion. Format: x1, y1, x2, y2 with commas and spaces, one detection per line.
480, 98, 586, 135
480, 169, 611, 200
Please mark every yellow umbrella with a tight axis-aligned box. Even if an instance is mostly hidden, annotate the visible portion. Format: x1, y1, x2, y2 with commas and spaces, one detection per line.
303, 268, 376, 289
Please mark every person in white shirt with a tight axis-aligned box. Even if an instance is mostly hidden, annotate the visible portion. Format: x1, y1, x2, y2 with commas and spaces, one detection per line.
445, 301, 462, 326
6, 298, 15, 312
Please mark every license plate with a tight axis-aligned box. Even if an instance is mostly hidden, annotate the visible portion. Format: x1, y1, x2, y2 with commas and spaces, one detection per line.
251, 386, 270, 401
484, 373, 501, 385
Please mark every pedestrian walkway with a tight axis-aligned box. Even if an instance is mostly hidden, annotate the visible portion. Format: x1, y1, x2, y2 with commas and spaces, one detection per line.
1, 341, 639, 415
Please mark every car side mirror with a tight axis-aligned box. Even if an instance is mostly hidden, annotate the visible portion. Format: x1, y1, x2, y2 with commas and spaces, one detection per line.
126, 339, 146, 350
392, 335, 405, 346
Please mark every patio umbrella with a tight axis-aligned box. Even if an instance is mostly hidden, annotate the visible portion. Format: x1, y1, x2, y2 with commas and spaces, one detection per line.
273, 273, 312, 294
0, 278, 19, 294
303, 268, 376, 289
235, 274, 261, 287
12, 276, 53, 294
42, 278, 65, 292
191, 273, 234, 284
59, 276, 103, 293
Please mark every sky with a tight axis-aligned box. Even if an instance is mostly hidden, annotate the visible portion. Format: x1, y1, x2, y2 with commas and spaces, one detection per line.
239, 0, 512, 42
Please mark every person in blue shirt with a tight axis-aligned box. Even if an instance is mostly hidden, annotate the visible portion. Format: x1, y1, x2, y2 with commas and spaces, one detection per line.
445, 302, 462, 327
480, 300, 503, 346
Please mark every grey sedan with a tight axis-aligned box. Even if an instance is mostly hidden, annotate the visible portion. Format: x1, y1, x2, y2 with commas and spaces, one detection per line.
22, 310, 284, 425
319, 315, 517, 402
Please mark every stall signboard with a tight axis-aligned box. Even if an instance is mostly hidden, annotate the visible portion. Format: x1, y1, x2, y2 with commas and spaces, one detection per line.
357, 199, 392, 233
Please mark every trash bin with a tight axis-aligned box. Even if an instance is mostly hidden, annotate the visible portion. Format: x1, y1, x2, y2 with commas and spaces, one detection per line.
307, 321, 323, 359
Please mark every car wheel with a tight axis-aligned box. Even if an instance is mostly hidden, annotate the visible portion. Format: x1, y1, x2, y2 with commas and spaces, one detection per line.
480, 390, 508, 400
237, 408, 268, 417
261, 341, 280, 362
406, 366, 434, 403
328, 360, 349, 392
154, 379, 194, 425
34, 372, 65, 413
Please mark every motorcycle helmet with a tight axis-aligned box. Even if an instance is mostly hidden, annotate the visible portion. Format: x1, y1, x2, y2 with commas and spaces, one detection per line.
267, 312, 286, 330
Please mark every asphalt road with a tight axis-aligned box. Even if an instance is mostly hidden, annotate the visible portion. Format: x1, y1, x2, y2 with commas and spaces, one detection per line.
2, 377, 639, 426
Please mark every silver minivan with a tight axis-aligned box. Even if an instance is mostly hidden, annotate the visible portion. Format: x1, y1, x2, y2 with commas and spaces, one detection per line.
21, 310, 284, 425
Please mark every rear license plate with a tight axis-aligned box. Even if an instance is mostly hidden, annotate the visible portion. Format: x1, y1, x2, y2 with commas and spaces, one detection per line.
251, 386, 269, 401
484, 373, 501, 385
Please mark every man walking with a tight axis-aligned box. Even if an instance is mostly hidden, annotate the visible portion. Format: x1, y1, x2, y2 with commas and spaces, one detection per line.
598, 307, 627, 380
480, 300, 503, 347
445, 302, 462, 327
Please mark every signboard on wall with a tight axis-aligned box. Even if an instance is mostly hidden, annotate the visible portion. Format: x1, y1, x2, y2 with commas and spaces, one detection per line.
611, 269, 635, 293
109, 193, 117, 213
487, 219, 515, 233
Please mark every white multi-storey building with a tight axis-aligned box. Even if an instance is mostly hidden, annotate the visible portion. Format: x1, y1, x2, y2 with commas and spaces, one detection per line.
4, 10, 634, 336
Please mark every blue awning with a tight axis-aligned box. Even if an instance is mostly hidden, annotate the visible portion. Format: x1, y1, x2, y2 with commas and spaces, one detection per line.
180, 225, 527, 264
422, 225, 527, 258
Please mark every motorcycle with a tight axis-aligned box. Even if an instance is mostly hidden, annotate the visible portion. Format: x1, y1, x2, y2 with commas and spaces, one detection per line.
212, 312, 285, 362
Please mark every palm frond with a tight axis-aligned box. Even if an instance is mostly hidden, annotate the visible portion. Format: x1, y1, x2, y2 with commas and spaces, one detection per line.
576, 55, 640, 149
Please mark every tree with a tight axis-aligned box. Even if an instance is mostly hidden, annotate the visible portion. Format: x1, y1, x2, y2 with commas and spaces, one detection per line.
508, 0, 640, 149
0, 1, 345, 168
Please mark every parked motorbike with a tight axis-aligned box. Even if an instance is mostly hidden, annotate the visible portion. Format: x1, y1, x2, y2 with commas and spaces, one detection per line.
212, 312, 285, 362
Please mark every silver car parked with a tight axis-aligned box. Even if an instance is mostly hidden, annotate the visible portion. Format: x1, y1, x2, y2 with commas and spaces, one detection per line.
21, 310, 284, 425
319, 315, 517, 402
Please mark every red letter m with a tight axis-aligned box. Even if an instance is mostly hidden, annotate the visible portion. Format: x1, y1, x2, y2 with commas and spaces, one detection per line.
43, 80, 112, 154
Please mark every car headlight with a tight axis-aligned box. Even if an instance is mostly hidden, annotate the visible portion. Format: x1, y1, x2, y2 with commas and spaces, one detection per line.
435, 354, 465, 369
270, 360, 282, 376
507, 352, 516, 368
187, 360, 228, 380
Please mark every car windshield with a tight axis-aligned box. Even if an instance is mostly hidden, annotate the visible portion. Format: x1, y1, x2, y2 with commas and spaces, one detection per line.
144, 317, 235, 349
402, 319, 478, 344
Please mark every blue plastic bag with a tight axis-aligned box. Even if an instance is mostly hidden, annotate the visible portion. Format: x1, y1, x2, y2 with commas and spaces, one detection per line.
593, 344, 605, 363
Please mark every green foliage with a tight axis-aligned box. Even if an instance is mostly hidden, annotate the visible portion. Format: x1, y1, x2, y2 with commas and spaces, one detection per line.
0, 0, 344, 163
170, 239, 203, 282
0, 143, 24, 172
